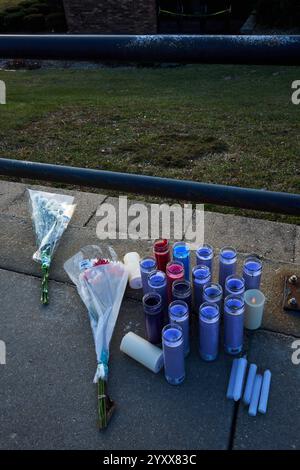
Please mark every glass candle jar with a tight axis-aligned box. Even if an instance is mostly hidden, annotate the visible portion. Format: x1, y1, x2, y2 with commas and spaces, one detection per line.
199, 303, 220, 361
162, 323, 185, 385
192, 265, 211, 314
140, 256, 157, 294
219, 246, 237, 291
172, 241, 190, 281
225, 275, 245, 297
172, 279, 192, 311
166, 260, 184, 304
224, 295, 245, 355
148, 269, 168, 322
203, 282, 223, 311
243, 256, 262, 291
196, 244, 214, 272
142, 292, 164, 345
168, 300, 190, 356
153, 239, 170, 273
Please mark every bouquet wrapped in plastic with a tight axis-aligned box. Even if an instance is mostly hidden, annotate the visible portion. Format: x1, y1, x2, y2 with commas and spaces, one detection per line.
28, 189, 76, 305
64, 245, 128, 429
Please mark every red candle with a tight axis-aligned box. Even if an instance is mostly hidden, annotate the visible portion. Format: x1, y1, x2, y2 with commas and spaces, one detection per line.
166, 261, 184, 304
153, 239, 170, 272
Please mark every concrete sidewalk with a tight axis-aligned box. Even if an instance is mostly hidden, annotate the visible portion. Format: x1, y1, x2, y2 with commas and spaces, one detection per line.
0, 180, 299, 450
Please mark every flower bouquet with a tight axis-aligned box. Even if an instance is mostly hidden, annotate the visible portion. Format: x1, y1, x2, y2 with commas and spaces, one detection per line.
64, 245, 128, 429
28, 189, 76, 305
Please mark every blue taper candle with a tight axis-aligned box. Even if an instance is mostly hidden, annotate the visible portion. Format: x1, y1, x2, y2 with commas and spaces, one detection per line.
243, 363, 258, 406
233, 357, 248, 401
249, 374, 263, 417
258, 370, 272, 414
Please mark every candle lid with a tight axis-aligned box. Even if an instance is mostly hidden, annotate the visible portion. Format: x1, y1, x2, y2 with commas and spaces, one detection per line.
192, 265, 210, 279
197, 244, 213, 259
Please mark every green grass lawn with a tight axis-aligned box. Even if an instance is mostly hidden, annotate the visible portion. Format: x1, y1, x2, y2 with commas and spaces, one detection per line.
0, 64, 299, 223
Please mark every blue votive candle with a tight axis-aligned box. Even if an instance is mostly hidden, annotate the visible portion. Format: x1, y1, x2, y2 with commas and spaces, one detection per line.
162, 324, 185, 385
196, 244, 214, 272
225, 275, 245, 297
148, 269, 167, 311
172, 241, 190, 281
243, 256, 262, 290
219, 246, 237, 291
140, 256, 157, 294
224, 295, 245, 355
203, 282, 223, 310
192, 265, 211, 314
142, 292, 164, 345
199, 303, 220, 361
169, 300, 190, 356
172, 279, 192, 311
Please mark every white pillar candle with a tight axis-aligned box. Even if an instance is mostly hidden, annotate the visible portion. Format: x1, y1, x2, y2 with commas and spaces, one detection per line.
123, 252, 142, 289
244, 289, 266, 330
120, 332, 164, 373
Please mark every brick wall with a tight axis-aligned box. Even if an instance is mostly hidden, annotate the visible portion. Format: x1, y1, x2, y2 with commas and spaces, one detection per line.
62, 0, 158, 34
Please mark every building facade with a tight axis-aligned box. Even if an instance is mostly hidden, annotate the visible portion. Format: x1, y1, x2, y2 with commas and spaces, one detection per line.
62, 0, 158, 34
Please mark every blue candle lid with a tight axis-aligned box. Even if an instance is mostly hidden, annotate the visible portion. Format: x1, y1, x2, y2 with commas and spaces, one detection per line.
193, 265, 210, 279
148, 270, 166, 287
197, 244, 213, 259
169, 300, 189, 318
200, 303, 219, 321
140, 256, 156, 271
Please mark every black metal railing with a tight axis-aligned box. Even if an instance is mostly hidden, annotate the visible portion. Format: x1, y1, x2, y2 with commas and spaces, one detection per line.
0, 35, 299, 216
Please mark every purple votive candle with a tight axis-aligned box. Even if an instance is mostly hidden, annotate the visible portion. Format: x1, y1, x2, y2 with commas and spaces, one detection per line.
169, 300, 190, 356
140, 256, 157, 294
196, 244, 214, 272
148, 269, 167, 310
192, 265, 211, 314
142, 292, 164, 345
202, 282, 223, 311
172, 279, 192, 312
243, 256, 262, 290
225, 275, 245, 297
199, 303, 220, 361
224, 295, 244, 355
219, 246, 237, 291
162, 324, 185, 385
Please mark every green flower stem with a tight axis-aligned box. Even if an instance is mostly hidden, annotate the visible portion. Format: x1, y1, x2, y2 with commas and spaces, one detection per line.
98, 379, 107, 429
41, 265, 49, 305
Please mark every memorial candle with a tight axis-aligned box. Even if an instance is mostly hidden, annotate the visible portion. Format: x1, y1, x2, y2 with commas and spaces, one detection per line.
147, 270, 168, 316
196, 244, 214, 272
173, 241, 190, 280
153, 239, 170, 272
224, 295, 245, 355
225, 275, 245, 297
243, 256, 262, 291
140, 256, 157, 294
172, 279, 192, 311
199, 303, 220, 361
166, 261, 184, 303
219, 246, 237, 291
192, 265, 211, 314
142, 292, 164, 345
202, 282, 223, 311
244, 289, 266, 330
169, 300, 190, 356
162, 324, 185, 385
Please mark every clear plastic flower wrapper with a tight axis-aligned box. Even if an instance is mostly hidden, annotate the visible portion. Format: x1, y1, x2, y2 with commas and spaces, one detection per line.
28, 189, 76, 305
64, 245, 128, 429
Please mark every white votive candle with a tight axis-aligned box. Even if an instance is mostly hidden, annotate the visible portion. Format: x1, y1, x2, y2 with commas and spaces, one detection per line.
123, 252, 142, 289
244, 289, 266, 330
120, 332, 164, 373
